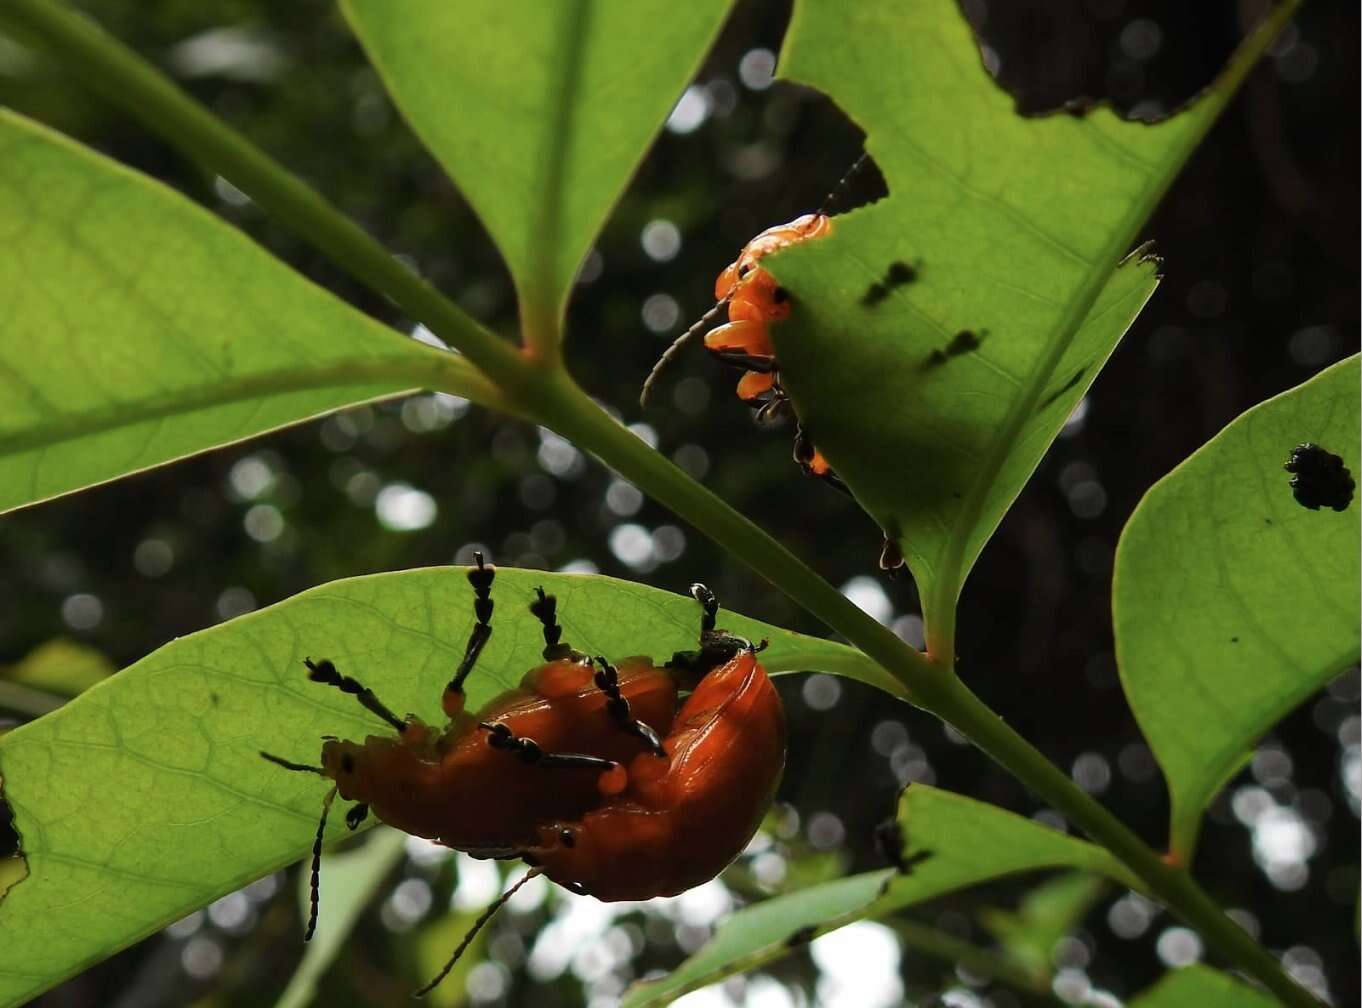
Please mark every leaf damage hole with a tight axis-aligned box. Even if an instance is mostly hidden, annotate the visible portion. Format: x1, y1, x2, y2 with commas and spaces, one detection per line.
0, 783, 29, 907
960, 0, 1248, 122
1284, 443, 1355, 512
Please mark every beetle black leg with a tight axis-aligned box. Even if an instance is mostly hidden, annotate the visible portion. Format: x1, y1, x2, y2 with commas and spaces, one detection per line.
303, 658, 407, 734
445, 553, 495, 700
591, 657, 666, 756
529, 587, 586, 662
478, 722, 619, 771
691, 583, 719, 635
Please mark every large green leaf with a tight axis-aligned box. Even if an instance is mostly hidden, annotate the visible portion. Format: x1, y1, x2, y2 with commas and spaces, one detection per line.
0, 111, 491, 516
0, 566, 881, 1006
1128, 965, 1278, 1008
766, 0, 1289, 632
1114, 356, 1360, 861
341, 0, 731, 341
622, 785, 1136, 1007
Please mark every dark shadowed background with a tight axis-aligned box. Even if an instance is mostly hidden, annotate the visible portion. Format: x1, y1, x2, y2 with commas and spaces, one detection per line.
0, 1, 1356, 1005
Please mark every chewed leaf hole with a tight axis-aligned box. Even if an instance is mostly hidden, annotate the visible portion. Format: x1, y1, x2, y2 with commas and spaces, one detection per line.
960, 0, 1246, 121
1284, 442, 1355, 512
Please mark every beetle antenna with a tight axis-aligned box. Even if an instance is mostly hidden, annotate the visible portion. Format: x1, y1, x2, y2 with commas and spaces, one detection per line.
260, 751, 326, 775
815, 152, 870, 218
415, 868, 544, 997
305, 787, 338, 941
639, 299, 728, 407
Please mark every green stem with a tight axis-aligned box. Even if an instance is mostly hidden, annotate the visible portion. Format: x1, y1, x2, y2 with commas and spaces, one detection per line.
4, 2, 1316, 1004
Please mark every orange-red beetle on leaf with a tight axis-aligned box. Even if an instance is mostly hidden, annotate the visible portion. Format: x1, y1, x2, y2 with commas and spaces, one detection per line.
263, 556, 784, 994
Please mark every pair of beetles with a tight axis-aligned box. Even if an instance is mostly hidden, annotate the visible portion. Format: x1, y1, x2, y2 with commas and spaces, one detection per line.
269, 200, 859, 990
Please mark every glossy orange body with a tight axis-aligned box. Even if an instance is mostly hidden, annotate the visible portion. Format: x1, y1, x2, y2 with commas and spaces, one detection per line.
528, 651, 785, 899
706, 213, 838, 480
291, 572, 786, 903
320, 657, 678, 856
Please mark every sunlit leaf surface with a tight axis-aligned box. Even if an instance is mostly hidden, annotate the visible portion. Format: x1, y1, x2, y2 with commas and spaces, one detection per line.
1114, 356, 1360, 860
0, 566, 878, 1006
1128, 965, 1278, 1008
0, 111, 486, 516
768, 0, 1281, 628
623, 786, 1136, 1006
342, 0, 731, 336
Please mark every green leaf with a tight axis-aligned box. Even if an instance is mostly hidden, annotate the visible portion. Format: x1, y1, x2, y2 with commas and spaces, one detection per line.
273, 827, 406, 1008
0, 110, 492, 516
341, 0, 731, 343
0, 566, 877, 1006
623, 785, 1137, 1007
767, 0, 1287, 633
1128, 965, 1278, 1008
1114, 355, 1360, 861
979, 872, 1108, 984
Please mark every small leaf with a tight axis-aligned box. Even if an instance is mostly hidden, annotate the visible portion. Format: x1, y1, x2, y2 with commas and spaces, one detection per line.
341, 0, 731, 342
0, 111, 490, 516
979, 872, 1108, 984
623, 786, 1136, 1006
1114, 355, 1360, 861
0, 566, 877, 1006
768, 0, 1284, 629
1128, 965, 1278, 1008
273, 827, 407, 1008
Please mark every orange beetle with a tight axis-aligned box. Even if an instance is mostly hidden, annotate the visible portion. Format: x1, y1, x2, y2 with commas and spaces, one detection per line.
640, 210, 842, 487
264, 557, 784, 993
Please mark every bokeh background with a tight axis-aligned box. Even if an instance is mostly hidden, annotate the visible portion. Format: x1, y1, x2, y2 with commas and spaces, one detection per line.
0, 1, 1356, 1006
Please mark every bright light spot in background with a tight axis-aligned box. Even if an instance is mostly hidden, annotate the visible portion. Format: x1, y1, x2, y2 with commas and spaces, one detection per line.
134, 538, 175, 578
216, 587, 256, 620
401, 392, 467, 432
244, 503, 285, 542
606, 479, 644, 516
452, 853, 502, 912
167, 25, 286, 82
1155, 926, 1203, 967
1052, 968, 1092, 1004
382, 878, 432, 930
1060, 396, 1090, 437
840, 576, 893, 624
629, 422, 659, 448
229, 455, 274, 500
652, 525, 687, 563
539, 428, 585, 478
409, 322, 449, 350
938, 990, 987, 1008
666, 86, 710, 133
559, 559, 600, 575
1072, 751, 1112, 794
468, 961, 511, 1001
181, 935, 224, 980
375, 483, 437, 531
801, 674, 841, 711
507, 871, 548, 913
609, 524, 656, 571
673, 989, 737, 1008
405, 835, 449, 868
642, 292, 681, 333
641, 219, 682, 262
745, 975, 797, 1008
1108, 891, 1158, 939
61, 593, 103, 631
738, 48, 777, 90
811, 922, 902, 1008
213, 175, 251, 207
207, 891, 252, 933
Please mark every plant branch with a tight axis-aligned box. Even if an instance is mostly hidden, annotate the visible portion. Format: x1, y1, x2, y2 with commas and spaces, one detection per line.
7, 2, 1317, 1003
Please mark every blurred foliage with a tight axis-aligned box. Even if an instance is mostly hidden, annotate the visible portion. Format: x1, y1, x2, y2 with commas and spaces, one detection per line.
0, 0, 1355, 1006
